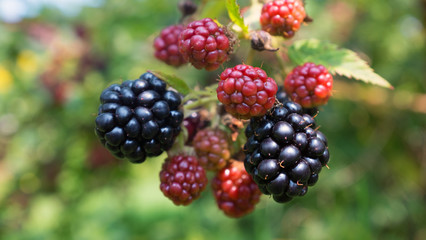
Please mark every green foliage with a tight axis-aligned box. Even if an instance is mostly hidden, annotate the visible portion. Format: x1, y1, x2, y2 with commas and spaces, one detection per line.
288, 39, 393, 89
225, 0, 249, 34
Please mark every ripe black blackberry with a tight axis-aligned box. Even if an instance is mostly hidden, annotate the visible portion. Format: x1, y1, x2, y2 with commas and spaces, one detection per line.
243, 101, 329, 203
95, 72, 183, 163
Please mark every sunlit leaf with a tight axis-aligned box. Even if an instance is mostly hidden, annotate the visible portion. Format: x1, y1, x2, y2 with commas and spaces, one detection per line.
225, 0, 249, 34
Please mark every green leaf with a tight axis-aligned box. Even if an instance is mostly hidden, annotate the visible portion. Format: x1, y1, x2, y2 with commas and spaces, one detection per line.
288, 39, 393, 89
150, 71, 192, 95
225, 0, 249, 34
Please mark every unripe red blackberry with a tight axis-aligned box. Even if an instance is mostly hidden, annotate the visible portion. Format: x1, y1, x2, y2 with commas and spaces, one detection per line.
193, 128, 231, 171
260, 0, 306, 38
154, 24, 187, 67
216, 64, 278, 119
243, 101, 330, 203
212, 161, 262, 218
284, 62, 333, 108
178, 18, 232, 71
160, 155, 208, 206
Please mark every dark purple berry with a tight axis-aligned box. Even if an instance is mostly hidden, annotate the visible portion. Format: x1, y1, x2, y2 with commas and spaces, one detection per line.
307, 173, 319, 186
169, 110, 183, 127
120, 87, 136, 106
307, 137, 326, 157
318, 148, 330, 166
142, 120, 160, 139
105, 127, 125, 146
131, 79, 149, 95
151, 100, 170, 119
115, 106, 132, 126
260, 138, 280, 158
303, 157, 322, 174
100, 90, 120, 104
278, 145, 300, 168
124, 118, 141, 138
273, 193, 293, 203
272, 121, 294, 143
293, 132, 308, 150
95, 113, 115, 132
286, 180, 304, 197
266, 173, 289, 195
101, 103, 120, 113
289, 160, 311, 183
257, 159, 279, 181
163, 91, 182, 109
134, 107, 153, 123
137, 90, 160, 107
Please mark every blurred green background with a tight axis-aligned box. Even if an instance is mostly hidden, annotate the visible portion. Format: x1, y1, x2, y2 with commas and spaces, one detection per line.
0, 0, 425, 239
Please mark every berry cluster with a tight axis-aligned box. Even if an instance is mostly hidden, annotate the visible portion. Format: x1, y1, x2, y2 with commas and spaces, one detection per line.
95, 72, 183, 163
243, 102, 329, 203
94, 1, 337, 218
260, 0, 306, 38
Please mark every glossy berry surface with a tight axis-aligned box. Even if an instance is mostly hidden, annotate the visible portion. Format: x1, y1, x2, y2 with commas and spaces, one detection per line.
284, 62, 333, 108
95, 72, 183, 163
154, 24, 187, 67
216, 64, 278, 119
212, 161, 262, 218
178, 18, 231, 71
193, 128, 231, 171
160, 155, 208, 206
243, 101, 329, 203
260, 0, 306, 38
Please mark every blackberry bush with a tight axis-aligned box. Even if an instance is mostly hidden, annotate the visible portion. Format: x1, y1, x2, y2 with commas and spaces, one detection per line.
95, 72, 183, 163
91, 0, 392, 218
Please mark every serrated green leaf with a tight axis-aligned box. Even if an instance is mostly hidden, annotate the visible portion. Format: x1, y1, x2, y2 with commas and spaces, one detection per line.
288, 39, 393, 89
150, 71, 192, 95
226, 0, 249, 34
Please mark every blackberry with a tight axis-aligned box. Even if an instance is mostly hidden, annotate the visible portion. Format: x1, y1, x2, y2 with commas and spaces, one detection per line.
178, 18, 233, 71
284, 62, 333, 108
243, 101, 329, 203
216, 64, 278, 119
95, 72, 183, 163
260, 0, 306, 38
160, 155, 208, 205
154, 24, 187, 67
193, 128, 231, 171
212, 161, 261, 218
